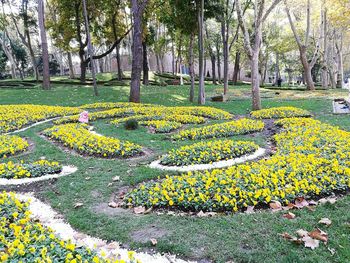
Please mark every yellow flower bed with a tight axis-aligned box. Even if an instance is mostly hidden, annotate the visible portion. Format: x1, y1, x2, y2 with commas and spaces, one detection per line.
160, 140, 259, 166
43, 124, 142, 158
126, 118, 350, 212
140, 120, 182, 133
111, 114, 205, 125
0, 160, 62, 179
56, 105, 231, 125
172, 119, 265, 140
0, 192, 140, 263
251, 107, 311, 119
0, 105, 81, 133
80, 102, 157, 109
0, 135, 28, 158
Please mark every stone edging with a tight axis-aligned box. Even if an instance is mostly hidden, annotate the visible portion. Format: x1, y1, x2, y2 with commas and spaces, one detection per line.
150, 148, 266, 172
16, 193, 194, 263
0, 166, 77, 186
5, 117, 60, 135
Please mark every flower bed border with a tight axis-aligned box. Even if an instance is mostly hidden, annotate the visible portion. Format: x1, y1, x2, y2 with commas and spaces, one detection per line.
149, 148, 266, 172
5, 117, 60, 135
15, 193, 192, 263
0, 165, 77, 186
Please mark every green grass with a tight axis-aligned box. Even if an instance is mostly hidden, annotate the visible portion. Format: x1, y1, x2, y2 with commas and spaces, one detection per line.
1, 82, 350, 263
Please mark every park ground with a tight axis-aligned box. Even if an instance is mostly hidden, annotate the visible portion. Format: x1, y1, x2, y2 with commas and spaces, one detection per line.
1, 79, 350, 263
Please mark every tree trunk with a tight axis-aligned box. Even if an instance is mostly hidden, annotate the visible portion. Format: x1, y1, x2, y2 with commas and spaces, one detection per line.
171, 37, 175, 74
197, 0, 205, 105
221, 21, 229, 94
82, 0, 98, 96
274, 52, 280, 86
232, 51, 240, 85
67, 52, 75, 79
321, 7, 328, 89
38, 0, 50, 90
115, 44, 123, 80
0, 38, 17, 79
251, 51, 261, 110
142, 41, 149, 85
211, 54, 216, 85
300, 47, 315, 91
216, 42, 221, 83
156, 54, 161, 73
130, 0, 147, 102
189, 32, 195, 102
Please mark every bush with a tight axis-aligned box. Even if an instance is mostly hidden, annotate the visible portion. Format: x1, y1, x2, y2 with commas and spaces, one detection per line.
124, 119, 139, 130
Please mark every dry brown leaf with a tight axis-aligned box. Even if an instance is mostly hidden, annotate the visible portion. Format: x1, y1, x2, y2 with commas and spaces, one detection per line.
150, 238, 157, 246
134, 206, 146, 214
74, 202, 84, 209
309, 228, 328, 243
270, 200, 282, 211
283, 212, 296, 219
295, 197, 309, 208
319, 218, 332, 226
302, 236, 320, 250
245, 206, 255, 214
280, 233, 302, 244
280, 232, 293, 240
296, 229, 309, 237
108, 202, 118, 208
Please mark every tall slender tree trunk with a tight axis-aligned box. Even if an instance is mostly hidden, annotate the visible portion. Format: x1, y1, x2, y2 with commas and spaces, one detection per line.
300, 47, 315, 91
67, 52, 75, 79
38, 0, 50, 90
321, 7, 328, 89
251, 51, 261, 110
0, 38, 16, 79
82, 0, 98, 96
232, 51, 240, 85
274, 52, 280, 86
336, 33, 344, 88
130, 0, 147, 102
216, 42, 221, 83
189, 32, 195, 102
221, 21, 229, 94
171, 37, 175, 74
142, 41, 149, 85
211, 55, 216, 85
197, 0, 205, 105
156, 54, 161, 73
116, 44, 123, 80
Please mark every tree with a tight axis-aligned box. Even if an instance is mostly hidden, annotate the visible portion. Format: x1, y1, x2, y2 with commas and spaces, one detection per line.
236, 0, 283, 110
38, 0, 50, 90
197, 0, 205, 105
130, 0, 148, 103
285, 0, 319, 91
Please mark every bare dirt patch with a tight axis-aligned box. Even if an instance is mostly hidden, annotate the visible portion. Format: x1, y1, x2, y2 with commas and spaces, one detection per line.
130, 225, 171, 243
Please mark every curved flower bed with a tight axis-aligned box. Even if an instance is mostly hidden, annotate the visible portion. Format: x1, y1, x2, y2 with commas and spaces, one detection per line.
56, 105, 231, 125
0, 192, 139, 263
0, 105, 81, 133
172, 119, 265, 140
125, 118, 350, 212
251, 107, 311, 119
140, 120, 182, 133
160, 140, 259, 166
43, 124, 142, 158
80, 102, 156, 109
112, 114, 205, 125
0, 160, 62, 179
0, 135, 28, 158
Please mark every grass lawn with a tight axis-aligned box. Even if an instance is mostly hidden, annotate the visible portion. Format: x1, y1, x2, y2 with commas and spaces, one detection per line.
1, 83, 349, 263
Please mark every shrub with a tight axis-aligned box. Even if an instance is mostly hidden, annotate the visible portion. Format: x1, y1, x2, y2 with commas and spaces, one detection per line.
125, 119, 139, 130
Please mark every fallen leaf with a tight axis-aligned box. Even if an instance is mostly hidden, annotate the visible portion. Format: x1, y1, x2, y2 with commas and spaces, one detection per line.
280, 232, 293, 240
108, 202, 118, 208
112, 176, 120, 182
144, 207, 153, 214
283, 212, 296, 219
134, 206, 146, 214
319, 218, 332, 226
74, 202, 84, 209
296, 229, 309, 237
295, 197, 309, 208
280, 232, 302, 244
327, 247, 336, 255
303, 236, 320, 250
270, 200, 282, 211
150, 238, 157, 246
245, 206, 255, 214
309, 228, 328, 243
